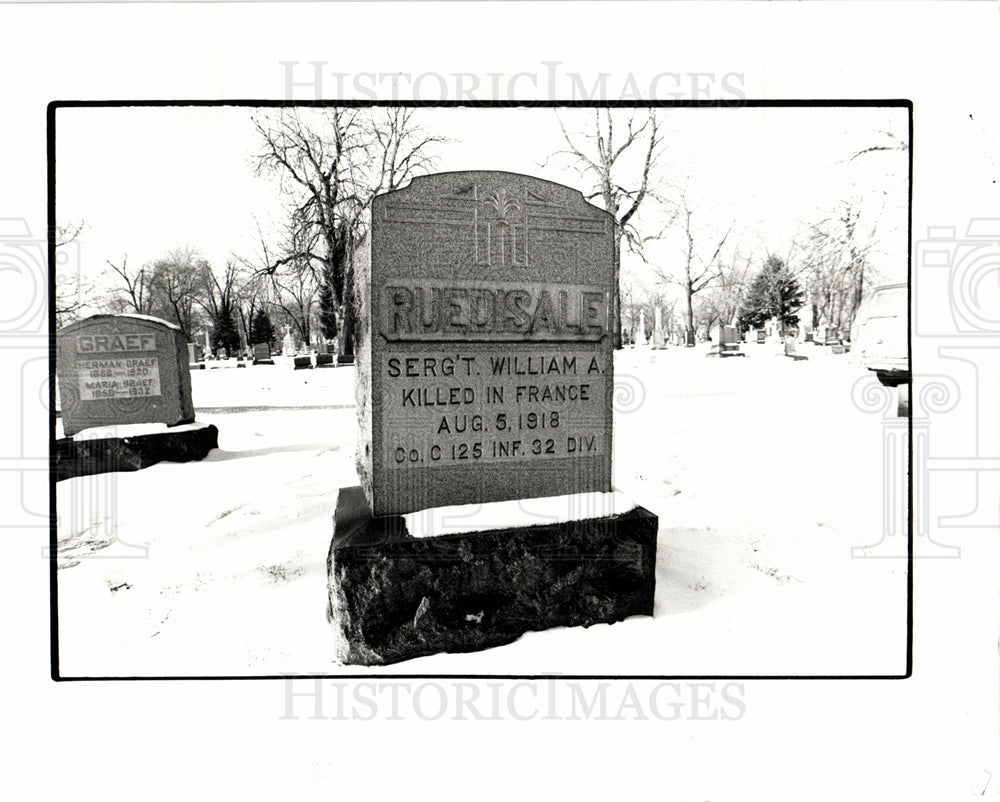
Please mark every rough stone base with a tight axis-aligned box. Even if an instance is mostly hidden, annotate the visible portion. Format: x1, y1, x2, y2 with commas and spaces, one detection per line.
328, 486, 658, 666
55, 422, 219, 482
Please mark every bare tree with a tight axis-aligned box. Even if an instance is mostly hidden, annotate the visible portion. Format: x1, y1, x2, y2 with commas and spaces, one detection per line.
849, 129, 908, 163
653, 191, 733, 343
267, 225, 320, 347
233, 220, 281, 346
253, 107, 445, 358
804, 197, 886, 329
106, 253, 155, 316
147, 246, 206, 338
546, 109, 667, 349
54, 220, 91, 325
696, 244, 757, 331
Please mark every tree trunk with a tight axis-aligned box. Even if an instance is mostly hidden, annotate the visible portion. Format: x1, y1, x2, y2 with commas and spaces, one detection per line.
685, 281, 695, 345
850, 252, 865, 327
339, 241, 357, 359
612, 228, 623, 350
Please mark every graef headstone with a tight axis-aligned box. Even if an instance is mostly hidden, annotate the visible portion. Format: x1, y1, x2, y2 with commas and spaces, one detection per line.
355, 171, 615, 516
57, 314, 194, 436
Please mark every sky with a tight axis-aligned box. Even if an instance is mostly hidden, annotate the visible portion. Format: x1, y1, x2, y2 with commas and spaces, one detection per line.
55, 104, 909, 311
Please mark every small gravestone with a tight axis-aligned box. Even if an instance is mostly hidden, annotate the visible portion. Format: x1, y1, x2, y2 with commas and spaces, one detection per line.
784, 335, 808, 361
329, 171, 657, 665
652, 306, 666, 349
635, 309, 648, 346
708, 323, 744, 358
316, 353, 335, 367
55, 314, 216, 478
293, 355, 313, 370
252, 343, 274, 365
188, 342, 204, 370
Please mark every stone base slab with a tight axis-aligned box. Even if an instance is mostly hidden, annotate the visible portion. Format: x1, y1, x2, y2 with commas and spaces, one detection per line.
327, 486, 658, 666
55, 422, 219, 481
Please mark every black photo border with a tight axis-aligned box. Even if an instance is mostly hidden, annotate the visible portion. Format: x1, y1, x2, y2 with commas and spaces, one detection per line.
48, 97, 914, 682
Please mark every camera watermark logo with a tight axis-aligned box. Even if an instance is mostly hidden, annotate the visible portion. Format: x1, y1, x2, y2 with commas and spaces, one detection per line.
853, 218, 1000, 559
915, 219, 999, 338
48, 427, 144, 566
850, 374, 962, 559
0, 218, 60, 335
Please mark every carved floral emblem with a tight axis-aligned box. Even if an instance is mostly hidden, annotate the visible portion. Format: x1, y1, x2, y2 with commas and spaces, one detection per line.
484, 189, 520, 226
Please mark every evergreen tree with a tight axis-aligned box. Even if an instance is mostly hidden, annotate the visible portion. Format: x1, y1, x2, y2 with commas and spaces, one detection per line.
212, 302, 241, 356
740, 255, 805, 335
249, 308, 275, 347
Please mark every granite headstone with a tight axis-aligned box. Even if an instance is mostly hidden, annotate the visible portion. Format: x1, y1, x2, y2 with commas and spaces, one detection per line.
355, 170, 615, 516
331, 171, 657, 665
57, 314, 194, 436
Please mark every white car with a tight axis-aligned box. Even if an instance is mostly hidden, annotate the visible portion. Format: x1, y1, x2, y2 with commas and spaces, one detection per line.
851, 282, 909, 387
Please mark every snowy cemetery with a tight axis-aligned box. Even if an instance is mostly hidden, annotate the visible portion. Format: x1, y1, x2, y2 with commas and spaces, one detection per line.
54, 323, 907, 676
52, 107, 910, 677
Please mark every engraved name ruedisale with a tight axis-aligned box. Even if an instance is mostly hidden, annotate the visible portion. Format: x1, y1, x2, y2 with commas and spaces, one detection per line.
356, 171, 615, 516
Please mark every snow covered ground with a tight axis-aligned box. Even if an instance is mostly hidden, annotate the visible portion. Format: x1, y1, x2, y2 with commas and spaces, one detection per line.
55, 342, 908, 677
